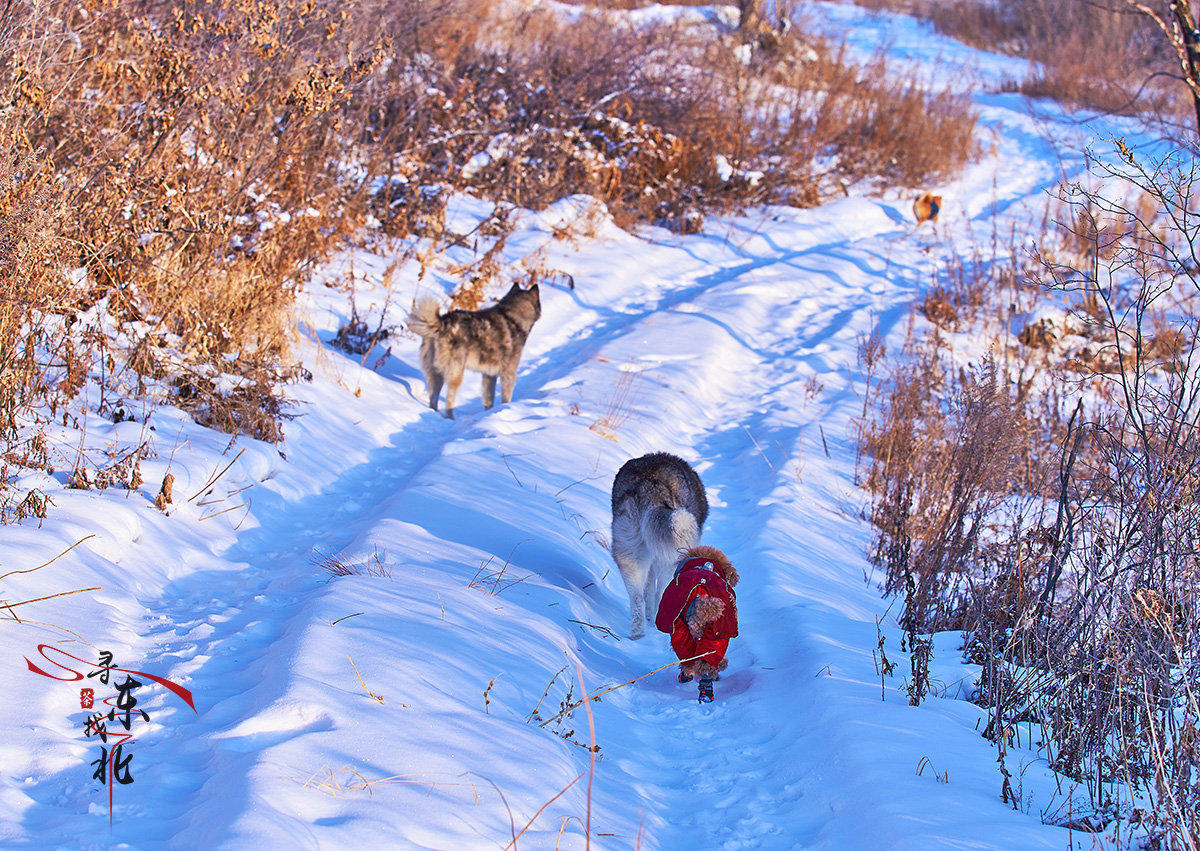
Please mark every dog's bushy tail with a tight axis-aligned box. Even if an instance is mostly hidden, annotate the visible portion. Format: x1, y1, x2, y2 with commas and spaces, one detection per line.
644, 505, 701, 566
407, 298, 442, 340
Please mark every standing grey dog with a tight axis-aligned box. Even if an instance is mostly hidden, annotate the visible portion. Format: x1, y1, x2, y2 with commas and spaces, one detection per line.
407, 283, 541, 418
611, 452, 709, 639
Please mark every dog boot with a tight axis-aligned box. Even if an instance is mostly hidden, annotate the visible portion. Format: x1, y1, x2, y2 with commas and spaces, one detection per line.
678, 666, 694, 684
697, 678, 714, 703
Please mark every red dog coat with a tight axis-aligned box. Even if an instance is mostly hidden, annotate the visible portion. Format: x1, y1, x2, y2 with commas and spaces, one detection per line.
655, 556, 738, 670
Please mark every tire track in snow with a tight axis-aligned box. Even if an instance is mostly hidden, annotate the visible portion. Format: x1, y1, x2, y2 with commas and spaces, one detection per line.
514, 201, 915, 407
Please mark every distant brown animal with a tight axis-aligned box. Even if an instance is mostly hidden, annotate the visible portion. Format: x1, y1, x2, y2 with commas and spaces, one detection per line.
913, 191, 941, 225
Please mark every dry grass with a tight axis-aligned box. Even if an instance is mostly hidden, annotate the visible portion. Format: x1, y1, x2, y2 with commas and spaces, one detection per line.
0, 140, 73, 523
314, 546, 393, 578
857, 0, 1189, 129
348, 656, 386, 704
861, 142, 1200, 845
865, 349, 1035, 630
589, 362, 644, 441
0, 0, 981, 522
0, 0, 374, 463
298, 764, 480, 797
468, 544, 533, 596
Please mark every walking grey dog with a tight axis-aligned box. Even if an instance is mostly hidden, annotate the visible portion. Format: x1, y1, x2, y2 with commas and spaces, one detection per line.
407, 283, 541, 418
611, 452, 709, 639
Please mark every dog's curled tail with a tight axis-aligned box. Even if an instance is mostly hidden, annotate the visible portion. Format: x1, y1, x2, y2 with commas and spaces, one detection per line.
669, 507, 700, 552
642, 505, 700, 564
407, 298, 442, 339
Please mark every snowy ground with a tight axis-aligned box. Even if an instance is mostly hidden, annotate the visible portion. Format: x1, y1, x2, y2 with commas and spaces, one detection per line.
0, 3, 1166, 850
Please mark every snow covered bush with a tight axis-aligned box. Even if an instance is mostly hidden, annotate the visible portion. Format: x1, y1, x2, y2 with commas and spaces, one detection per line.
864, 0, 1192, 133
863, 141, 1200, 847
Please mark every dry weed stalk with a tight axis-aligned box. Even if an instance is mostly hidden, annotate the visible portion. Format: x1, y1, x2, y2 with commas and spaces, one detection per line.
299, 764, 481, 798
589, 362, 644, 441
484, 675, 499, 715
502, 663, 603, 850
499, 772, 587, 851
578, 663, 597, 851
313, 545, 393, 578
1, 585, 101, 621
0, 535, 101, 622
873, 616, 898, 701
469, 545, 532, 595
533, 656, 708, 731
915, 755, 949, 783
348, 656, 385, 704
0, 534, 95, 581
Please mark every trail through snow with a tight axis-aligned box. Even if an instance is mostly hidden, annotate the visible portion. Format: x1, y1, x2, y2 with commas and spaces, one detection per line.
0, 4, 1166, 850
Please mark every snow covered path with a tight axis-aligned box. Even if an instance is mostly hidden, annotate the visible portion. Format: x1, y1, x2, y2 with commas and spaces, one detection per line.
5, 183, 1042, 850
2, 5, 1158, 846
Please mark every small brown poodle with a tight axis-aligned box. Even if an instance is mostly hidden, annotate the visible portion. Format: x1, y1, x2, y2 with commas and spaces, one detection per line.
655, 545, 739, 703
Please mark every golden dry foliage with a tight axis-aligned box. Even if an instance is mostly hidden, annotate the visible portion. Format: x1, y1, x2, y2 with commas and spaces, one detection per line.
0, 0, 982, 519
363, 2, 979, 233
0, 135, 71, 521
2, 0, 394, 441
860, 0, 1186, 126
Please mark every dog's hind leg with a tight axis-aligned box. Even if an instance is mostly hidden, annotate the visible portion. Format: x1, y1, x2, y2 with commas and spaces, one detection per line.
427, 373, 444, 411
612, 504, 653, 638
481, 374, 497, 410
616, 554, 651, 639
419, 341, 443, 411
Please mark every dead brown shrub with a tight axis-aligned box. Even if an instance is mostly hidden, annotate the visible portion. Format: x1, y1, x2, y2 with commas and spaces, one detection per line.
2, 0, 390, 441
864, 142, 1200, 843
866, 351, 1032, 631
358, 4, 979, 232
0, 137, 77, 523
0, 0, 983, 520
858, 0, 1185, 126
799, 53, 979, 188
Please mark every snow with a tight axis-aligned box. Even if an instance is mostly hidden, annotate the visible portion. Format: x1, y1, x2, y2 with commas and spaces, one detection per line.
0, 3, 1170, 850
